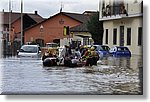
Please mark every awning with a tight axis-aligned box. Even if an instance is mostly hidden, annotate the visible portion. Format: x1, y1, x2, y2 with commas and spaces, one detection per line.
75, 35, 90, 38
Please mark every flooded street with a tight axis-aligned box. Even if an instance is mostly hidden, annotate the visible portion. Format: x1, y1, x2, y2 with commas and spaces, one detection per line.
1, 56, 143, 95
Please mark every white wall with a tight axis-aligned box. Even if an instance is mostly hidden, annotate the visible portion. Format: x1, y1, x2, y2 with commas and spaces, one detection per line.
0, 13, 3, 58
128, 2, 142, 15
103, 17, 142, 55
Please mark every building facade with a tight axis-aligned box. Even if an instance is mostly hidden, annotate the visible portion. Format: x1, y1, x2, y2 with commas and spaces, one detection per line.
1, 11, 44, 56
24, 12, 91, 47
99, 0, 143, 55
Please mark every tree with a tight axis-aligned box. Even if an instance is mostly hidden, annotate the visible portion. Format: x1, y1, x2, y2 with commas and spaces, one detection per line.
87, 12, 103, 45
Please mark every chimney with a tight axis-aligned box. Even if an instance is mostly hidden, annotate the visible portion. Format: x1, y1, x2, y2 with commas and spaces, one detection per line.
35, 11, 38, 15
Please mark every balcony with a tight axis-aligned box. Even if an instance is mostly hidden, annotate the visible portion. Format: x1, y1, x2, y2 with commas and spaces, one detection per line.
100, 4, 143, 21
100, 5, 128, 20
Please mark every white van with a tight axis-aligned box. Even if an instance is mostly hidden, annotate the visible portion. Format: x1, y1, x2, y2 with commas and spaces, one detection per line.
46, 43, 58, 48
17, 45, 41, 58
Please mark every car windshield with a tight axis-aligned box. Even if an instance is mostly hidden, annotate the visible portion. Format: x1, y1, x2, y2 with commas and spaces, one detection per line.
117, 47, 129, 51
20, 46, 38, 53
101, 46, 110, 51
93, 45, 105, 51
94, 46, 102, 51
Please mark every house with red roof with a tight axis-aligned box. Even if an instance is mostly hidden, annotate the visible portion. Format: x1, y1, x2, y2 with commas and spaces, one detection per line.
24, 11, 96, 47
1, 10, 44, 55
1, 10, 96, 55
1, 10, 44, 42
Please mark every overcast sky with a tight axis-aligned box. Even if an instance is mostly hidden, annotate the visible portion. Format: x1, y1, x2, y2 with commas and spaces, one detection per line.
0, 0, 99, 18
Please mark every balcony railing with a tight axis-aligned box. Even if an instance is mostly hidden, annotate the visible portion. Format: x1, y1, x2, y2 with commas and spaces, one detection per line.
101, 5, 128, 18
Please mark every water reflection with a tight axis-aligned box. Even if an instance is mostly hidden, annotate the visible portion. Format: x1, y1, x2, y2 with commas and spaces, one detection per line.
1, 55, 142, 95
102, 56, 142, 71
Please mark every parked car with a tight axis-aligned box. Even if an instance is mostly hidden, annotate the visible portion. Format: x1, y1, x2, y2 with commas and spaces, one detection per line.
109, 46, 131, 57
92, 45, 110, 58
17, 45, 41, 58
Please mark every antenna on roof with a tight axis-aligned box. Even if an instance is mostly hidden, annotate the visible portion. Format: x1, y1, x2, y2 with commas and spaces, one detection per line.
60, 2, 64, 12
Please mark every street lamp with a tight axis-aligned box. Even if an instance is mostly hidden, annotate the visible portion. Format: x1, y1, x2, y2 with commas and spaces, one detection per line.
40, 25, 44, 46
21, 0, 23, 46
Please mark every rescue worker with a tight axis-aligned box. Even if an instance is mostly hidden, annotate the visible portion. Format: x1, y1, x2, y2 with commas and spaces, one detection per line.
81, 48, 90, 61
81, 45, 88, 56
90, 46, 99, 65
81, 47, 92, 66
82, 46, 99, 66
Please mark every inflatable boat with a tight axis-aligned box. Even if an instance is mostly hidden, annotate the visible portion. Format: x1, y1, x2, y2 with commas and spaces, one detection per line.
43, 57, 58, 67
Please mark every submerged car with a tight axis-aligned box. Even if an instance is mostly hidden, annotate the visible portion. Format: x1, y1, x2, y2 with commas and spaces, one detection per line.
92, 45, 110, 58
17, 45, 41, 58
109, 46, 131, 57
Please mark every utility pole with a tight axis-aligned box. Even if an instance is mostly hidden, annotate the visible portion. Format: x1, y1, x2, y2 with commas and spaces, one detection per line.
9, 0, 11, 41
21, 0, 23, 46
8, 0, 11, 56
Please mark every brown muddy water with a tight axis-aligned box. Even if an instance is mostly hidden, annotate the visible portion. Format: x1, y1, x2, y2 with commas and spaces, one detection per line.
0, 55, 143, 95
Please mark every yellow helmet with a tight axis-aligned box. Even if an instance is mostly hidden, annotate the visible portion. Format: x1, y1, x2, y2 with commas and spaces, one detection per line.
90, 47, 95, 51
48, 48, 52, 53
84, 45, 88, 48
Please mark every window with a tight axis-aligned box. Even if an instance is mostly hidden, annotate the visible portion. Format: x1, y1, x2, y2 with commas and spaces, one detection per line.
138, 27, 142, 46
113, 28, 117, 45
127, 28, 131, 45
113, 0, 125, 15
105, 29, 108, 44
113, 1, 119, 15
83, 37, 89, 45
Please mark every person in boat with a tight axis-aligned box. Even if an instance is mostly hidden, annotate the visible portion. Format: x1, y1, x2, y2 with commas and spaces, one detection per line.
64, 45, 72, 57
42, 48, 59, 66
79, 45, 84, 54
64, 46, 82, 67
74, 47, 81, 59
63, 45, 73, 67
71, 47, 82, 66
42, 48, 58, 61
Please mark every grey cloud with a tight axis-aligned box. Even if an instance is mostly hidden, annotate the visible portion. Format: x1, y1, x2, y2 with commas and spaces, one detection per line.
0, 0, 99, 18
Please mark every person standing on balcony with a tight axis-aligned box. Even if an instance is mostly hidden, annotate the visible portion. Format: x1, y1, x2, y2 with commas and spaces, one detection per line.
120, 5, 128, 16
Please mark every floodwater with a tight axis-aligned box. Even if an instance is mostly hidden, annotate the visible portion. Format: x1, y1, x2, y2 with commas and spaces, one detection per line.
0, 55, 143, 95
